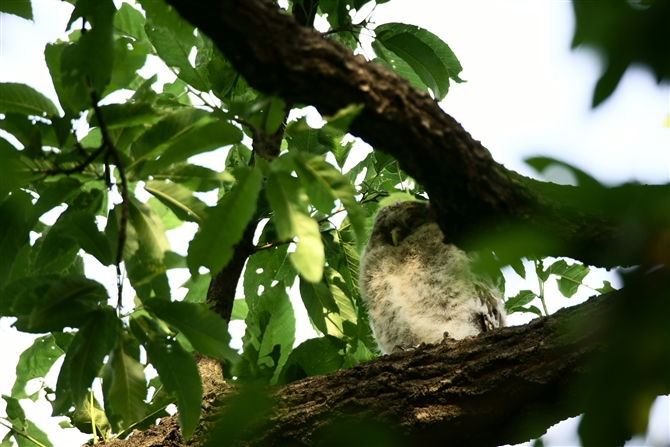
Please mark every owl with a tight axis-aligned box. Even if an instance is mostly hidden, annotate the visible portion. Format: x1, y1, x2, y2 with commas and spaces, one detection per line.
359, 200, 506, 354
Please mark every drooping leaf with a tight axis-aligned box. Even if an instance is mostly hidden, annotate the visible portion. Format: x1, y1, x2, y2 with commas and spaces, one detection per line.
103, 340, 148, 430
293, 152, 366, 246
130, 315, 202, 440
145, 298, 238, 361
58, 210, 114, 266
67, 307, 118, 406
188, 166, 262, 275
11, 335, 65, 401
128, 197, 170, 261
374, 22, 464, 101
299, 276, 340, 336
266, 170, 324, 282
62, 0, 117, 97
0, 83, 59, 117
144, 180, 209, 223
151, 164, 234, 192
0, 190, 34, 286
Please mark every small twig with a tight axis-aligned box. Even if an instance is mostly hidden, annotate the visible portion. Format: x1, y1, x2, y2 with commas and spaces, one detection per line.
254, 238, 295, 252
43, 144, 107, 177
320, 19, 367, 37
91, 91, 128, 309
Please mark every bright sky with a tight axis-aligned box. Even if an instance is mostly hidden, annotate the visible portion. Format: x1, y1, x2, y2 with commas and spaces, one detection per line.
0, 1, 668, 446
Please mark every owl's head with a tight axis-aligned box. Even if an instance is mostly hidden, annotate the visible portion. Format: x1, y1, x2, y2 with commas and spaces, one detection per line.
368, 200, 434, 248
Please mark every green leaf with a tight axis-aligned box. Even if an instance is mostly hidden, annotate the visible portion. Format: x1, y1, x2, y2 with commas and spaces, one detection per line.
71, 394, 110, 436
143, 120, 242, 174
181, 273, 210, 303
525, 157, 603, 189
145, 24, 210, 92
299, 276, 340, 336
11, 335, 65, 401
0, 0, 32, 20
62, 0, 116, 97
145, 298, 238, 361
266, 171, 324, 282
374, 22, 464, 101
504, 290, 538, 314
231, 298, 248, 321
146, 197, 183, 231
11, 275, 110, 333
279, 335, 346, 384
323, 103, 364, 133
596, 280, 616, 295
188, 166, 262, 275
293, 153, 366, 245
0, 190, 34, 286
91, 102, 162, 129
106, 204, 140, 261
67, 307, 118, 406
555, 262, 590, 298
31, 178, 82, 222
104, 341, 148, 430
114, 2, 147, 40
509, 258, 526, 279
128, 197, 170, 261
130, 316, 202, 440
151, 164, 234, 192
144, 180, 209, 223
285, 118, 329, 156
0, 83, 59, 117
130, 108, 210, 164
59, 210, 114, 266
264, 96, 286, 134
0, 139, 41, 198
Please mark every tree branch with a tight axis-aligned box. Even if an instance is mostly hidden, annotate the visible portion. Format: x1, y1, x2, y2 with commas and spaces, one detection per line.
164, 0, 668, 269
97, 270, 670, 447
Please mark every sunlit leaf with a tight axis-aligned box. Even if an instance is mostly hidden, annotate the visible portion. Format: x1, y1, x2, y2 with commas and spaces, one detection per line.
144, 180, 209, 223
128, 197, 170, 261
504, 290, 538, 314
188, 166, 262, 275
266, 171, 324, 282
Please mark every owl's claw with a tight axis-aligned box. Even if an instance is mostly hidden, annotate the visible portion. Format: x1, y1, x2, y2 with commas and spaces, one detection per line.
392, 343, 418, 352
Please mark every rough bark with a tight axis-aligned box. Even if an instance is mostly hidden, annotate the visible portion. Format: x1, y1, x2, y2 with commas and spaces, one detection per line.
98, 274, 670, 447
165, 0, 668, 270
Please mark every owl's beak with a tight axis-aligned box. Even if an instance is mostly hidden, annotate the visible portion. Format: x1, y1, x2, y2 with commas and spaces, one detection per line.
391, 226, 402, 247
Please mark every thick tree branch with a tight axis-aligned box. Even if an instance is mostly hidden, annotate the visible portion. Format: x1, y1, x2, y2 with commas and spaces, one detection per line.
165, 0, 668, 269
99, 270, 670, 447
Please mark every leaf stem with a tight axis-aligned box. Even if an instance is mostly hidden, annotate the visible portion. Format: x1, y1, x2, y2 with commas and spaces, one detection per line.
0, 420, 49, 447
534, 259, 549, 316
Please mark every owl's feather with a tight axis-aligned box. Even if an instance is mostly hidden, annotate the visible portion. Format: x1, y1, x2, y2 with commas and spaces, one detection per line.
359, 200, 505, 354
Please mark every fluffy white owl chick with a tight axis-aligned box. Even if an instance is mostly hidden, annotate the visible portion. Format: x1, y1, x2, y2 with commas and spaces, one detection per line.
359, 200, 506, 354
